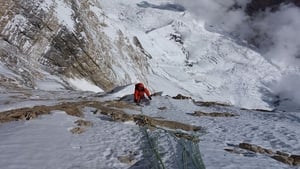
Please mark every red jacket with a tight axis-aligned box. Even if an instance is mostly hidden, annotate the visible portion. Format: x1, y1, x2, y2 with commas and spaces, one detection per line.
134, 83, 151, 103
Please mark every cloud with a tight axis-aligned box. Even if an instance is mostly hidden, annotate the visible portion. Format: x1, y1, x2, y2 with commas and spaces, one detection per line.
271, 74, 300, 105
261, 5, 300, 65
175, 0, 300, 107
174, 0, 250, 31
176, 0, 300, 66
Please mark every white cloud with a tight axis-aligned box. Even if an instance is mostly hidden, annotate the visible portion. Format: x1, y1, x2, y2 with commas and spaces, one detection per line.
174, 0, 250, 31
176, 0, 300, 66
175, 0, 300, 106
271, 74, 300, 105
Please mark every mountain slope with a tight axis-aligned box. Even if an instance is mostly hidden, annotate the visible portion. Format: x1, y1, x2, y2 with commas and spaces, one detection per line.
0, 86, 299, 169
98, 0, 284, 109
0, 0, 299, 108
0, 0, 150, 91
1, 1, 300, 169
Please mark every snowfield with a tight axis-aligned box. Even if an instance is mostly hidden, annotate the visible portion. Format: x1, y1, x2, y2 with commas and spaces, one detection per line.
97, 0, 286, 110
1, 0, 299, 110
0, 85, 300, 169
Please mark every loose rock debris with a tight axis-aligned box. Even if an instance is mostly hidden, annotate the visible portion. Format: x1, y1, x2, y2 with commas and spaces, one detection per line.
0, 101, 93, 123
74, 119, 93, 127
189, 111, 238, 117
70, 119, 94, 134
0, 100, 203, 142
194, 101, 231, 107
225, 142, 300, 166
158, 106, 167, 110
70, 127, 86, 134
172, 94, 192, 100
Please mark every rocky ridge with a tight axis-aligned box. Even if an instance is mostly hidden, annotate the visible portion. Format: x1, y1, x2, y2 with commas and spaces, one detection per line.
0, 0, 150, 91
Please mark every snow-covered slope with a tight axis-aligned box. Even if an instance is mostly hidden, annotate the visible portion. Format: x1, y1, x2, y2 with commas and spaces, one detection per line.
1, 1, 300, 169
98, 0, 286, 109
1, 0, 298, 109
0, 86, 299, 169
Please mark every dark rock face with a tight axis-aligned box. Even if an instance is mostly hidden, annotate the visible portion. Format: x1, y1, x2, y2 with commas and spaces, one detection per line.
0, 0, 149, 91
246, 0, 300, 15
136, 1, 185, 12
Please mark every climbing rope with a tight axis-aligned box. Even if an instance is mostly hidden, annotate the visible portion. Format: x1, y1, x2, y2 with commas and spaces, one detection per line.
143, 127, 166, 169
142, 122, 206, 169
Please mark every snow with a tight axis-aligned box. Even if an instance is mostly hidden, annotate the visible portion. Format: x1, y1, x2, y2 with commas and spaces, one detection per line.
35, 73, 67, 91
139, 96, 299, 169
0, 89, 93, 112
1, 0, 300, 168
0, 0, 297, 110
96, 0, 285, 110
68, 78, 104, 93
0, 111, 78, 169
109, 84, 134, 98
0, 63, 20, 79
40, 0, 53, 11
0, 91, 299, 169
35, 79, 65, 91
0, 108, 143, 169
54, 0, 75, 31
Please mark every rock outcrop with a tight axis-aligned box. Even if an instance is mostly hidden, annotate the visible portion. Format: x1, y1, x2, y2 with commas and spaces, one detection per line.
0, 0, 150, 91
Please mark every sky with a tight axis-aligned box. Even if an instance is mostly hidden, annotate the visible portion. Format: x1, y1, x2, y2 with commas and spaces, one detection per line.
175, 0, 300, 107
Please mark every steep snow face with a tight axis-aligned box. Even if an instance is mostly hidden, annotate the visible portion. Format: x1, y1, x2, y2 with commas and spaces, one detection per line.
99, 0, 282, 109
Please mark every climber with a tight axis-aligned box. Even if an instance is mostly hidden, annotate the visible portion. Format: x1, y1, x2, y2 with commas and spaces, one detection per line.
134, 83, 152, 105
